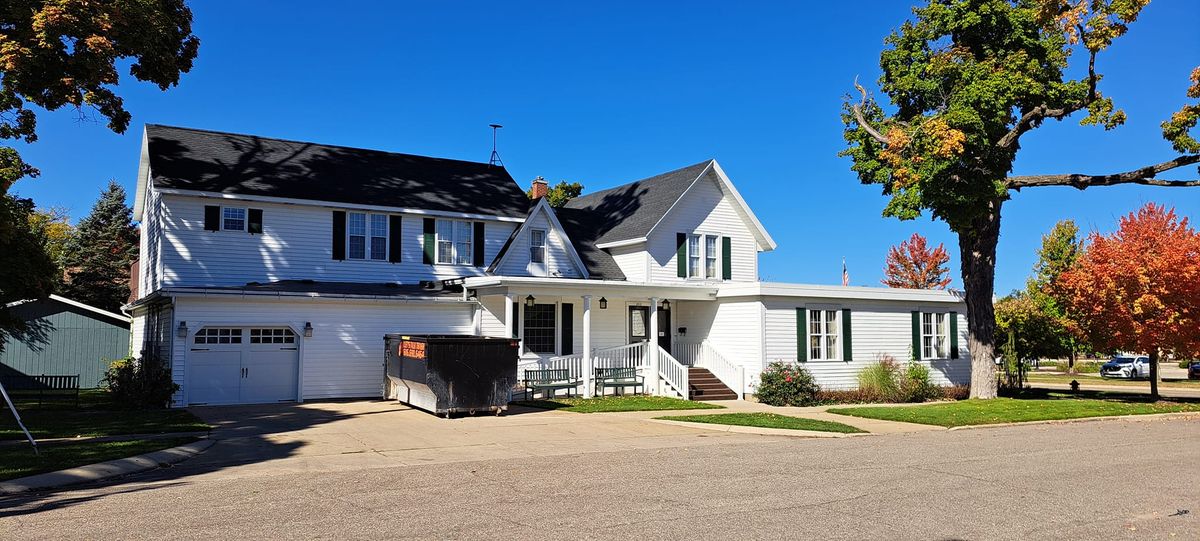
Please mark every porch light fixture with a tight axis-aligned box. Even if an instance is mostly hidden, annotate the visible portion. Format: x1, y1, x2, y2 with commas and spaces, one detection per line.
598, 297, 608, 309
525, 294, 536, 308
176, 321, 187, 338
303, 322, 314, 337
660, 299, 671, 311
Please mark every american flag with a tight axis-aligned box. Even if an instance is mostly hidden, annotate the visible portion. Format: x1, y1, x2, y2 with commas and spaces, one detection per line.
842, 257, 849, 286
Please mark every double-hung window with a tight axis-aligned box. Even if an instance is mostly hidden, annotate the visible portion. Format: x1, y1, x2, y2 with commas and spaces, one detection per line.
434, 219, 473, 265
687, 234, 701, 278
348, 212, 388, 260
922, 313, 949, 359
222, 207, 247, 231
522, 304, 556, 354
530, 229, 546, 264
808, 309, 839, 361
705, 235, 718, 278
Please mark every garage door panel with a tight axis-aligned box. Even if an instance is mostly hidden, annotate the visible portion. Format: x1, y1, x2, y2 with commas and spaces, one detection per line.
187, 326, 298, 405
189, 350, 242, 405
242, 348, 299, 403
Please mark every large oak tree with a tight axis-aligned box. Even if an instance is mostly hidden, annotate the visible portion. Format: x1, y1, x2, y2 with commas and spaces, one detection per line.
841, 0, 1199, 398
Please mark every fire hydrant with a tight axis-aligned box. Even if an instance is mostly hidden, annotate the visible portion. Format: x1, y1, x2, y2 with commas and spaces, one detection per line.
1070, 379, 1080, 393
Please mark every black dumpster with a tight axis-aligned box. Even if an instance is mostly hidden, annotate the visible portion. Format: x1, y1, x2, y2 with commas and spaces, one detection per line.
384, 334, 519, 417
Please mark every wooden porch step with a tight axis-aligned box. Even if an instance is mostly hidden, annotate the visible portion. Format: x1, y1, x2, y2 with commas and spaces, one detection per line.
687, 367, 738, 401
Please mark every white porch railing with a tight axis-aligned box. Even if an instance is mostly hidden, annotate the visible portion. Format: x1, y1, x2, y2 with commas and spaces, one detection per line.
675, 340, 744, 399
656, 346, 689, 399
593, 342, 648, 370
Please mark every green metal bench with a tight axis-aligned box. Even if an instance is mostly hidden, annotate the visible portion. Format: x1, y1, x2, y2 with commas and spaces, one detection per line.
0, 374, 80, 406
523, 369, 580, 399
595, 367, 644, 396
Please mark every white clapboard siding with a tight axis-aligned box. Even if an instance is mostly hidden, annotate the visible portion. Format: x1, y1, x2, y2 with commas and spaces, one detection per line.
762, 298, 971, 389
674, 299, 764, 394
170, 297, 474, 405
494, 209, 583, 278
478, 294, 661, 359
609, 244, 648, 282
128, 309, 147, 358
158, 194, 517, 287
137, 182, 166, 297
646, 171, 759, 283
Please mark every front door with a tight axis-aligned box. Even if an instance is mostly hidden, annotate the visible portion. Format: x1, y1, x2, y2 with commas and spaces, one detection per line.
658, 307, 671, 355
627, 306, 672, 354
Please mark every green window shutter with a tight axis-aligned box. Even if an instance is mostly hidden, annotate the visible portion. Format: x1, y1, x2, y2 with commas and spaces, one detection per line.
676, 233, 687, 278
472, 221, 485, 267
841, 308, 852, 362
949, 311, 959, 359
388, 215, 403, 263
422, 218, 435, 265
721, 236, 732, 280
796, 307, 807, 362
911, 311, 922, 362
204, 205, 220, 232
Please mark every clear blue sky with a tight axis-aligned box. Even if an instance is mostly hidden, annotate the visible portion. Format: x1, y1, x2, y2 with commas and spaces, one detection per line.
10, 1, 1199, 294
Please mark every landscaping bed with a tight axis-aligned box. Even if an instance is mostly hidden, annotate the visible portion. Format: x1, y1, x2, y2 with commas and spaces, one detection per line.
513, 395, 724, 413
827, 391, 1200, 428
0, 437, 199, 482
657, 412, 865, 433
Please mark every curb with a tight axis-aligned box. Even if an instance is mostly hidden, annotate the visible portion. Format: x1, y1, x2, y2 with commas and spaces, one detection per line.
0, 438, 214, 495
0, 431, 212, 448
647, 418, 872, 438
946, 411, 1200, 431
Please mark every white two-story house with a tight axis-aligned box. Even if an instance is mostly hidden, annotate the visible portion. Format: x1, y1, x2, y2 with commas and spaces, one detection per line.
127, 125, 970, 406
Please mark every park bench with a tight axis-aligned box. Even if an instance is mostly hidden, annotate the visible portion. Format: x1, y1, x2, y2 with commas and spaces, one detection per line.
522, 369, 580, 399
595, 367, 644, 396
0, 374, 81, 406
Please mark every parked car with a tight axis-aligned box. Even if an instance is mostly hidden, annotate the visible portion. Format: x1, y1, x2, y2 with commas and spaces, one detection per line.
1100, 356, 1151, 379
1188, 361, 1200, 380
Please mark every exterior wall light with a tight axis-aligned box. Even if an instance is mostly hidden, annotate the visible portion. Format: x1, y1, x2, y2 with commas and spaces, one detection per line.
525, 294, 536, 308
660, 299, 671, 311
599, 297, 608, 309
303, 322, 314, 337
176, 321, 188, 338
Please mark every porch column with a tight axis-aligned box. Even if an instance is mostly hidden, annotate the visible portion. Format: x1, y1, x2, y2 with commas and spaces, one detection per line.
504, 293, 514, 339
582, 295, 593, 398
649, 297, 661, 396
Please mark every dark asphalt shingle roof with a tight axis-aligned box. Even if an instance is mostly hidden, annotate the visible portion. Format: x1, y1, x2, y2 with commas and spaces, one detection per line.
563, 160, 712, 246
144, 124, 531, 218
554, 207, 626, 281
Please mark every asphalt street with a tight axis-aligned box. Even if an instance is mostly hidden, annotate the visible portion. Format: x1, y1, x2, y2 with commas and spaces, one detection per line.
2, 413, 1197, 540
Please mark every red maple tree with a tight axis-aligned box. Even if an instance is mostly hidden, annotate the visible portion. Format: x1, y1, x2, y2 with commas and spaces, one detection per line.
1055, 204, 1200, 398
881, 233, 952, 290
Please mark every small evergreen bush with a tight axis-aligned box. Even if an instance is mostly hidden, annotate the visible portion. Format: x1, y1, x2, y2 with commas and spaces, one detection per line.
755, 361, 821, 407
103, 355, 179, 409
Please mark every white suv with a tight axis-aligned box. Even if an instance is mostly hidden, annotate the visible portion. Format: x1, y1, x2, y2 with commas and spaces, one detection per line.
1100, 356, 1150, 379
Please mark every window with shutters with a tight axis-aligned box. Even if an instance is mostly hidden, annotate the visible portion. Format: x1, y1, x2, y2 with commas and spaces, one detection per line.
347, 212, 390, 260
683, 232, 722, 279
434, 219, 473, 265
922, 312, 949, 359
222, 207, 246, 231
808, 309, 839, 361
522, 304, 556, 354
705, 235, 718, 278
687, 234, 701, 277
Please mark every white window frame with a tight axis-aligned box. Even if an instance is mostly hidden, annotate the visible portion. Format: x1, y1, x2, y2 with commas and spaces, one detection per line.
921, 312, 949, 360
807, 309, 840, 361
685, 232, 721, 279
347, 211, 390, 261
687, 234, 702, 278
222, 207, 247, 232
530, 228, 547, 264
369, 214, 388, 261
705, 234, 718, 279
434, 219, 473, 265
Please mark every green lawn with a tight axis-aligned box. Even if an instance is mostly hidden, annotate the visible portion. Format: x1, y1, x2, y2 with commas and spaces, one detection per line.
1, 388, 209, 441
657, 412, 865, 433
513, 395, 724, 413
1027, 373, 1200, 388
0, 437, 199, 482
828, 393, 1200, 428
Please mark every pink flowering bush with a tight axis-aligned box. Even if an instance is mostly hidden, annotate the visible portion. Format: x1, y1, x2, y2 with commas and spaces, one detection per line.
754, 361, 821, 406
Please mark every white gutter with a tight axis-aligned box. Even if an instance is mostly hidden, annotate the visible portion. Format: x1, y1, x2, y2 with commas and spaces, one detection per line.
156, 188, 526, 223
594, 237, 647, 249
717, 282, 967, 303
160, 287, 472, 304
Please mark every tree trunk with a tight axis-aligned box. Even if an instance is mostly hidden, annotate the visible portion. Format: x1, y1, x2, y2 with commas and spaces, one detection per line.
1148, 349, 1160, 400
958, 198, 1004, 399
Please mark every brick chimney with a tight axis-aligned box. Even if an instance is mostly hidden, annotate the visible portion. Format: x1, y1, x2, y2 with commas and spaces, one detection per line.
530, 176, 549, 200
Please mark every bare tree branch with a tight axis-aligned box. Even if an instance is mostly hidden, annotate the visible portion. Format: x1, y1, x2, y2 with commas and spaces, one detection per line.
996, 103, 1077, 150
852, 76, 891, 145
1007, 155, 1200, 189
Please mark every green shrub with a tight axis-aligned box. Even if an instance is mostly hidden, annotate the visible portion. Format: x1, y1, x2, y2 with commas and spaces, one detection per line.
852, 355, 946, 403
857, 355, 900, 399
103, 356, 178, 409
1179, 359, 1196, 369
898, 361, 942, 402
755, 362, 821, 407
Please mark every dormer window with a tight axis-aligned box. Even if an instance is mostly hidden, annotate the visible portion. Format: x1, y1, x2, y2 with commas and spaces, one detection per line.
530, 229, 547, 264
222, 207, 246, 231
347, 212, 389, 260
435, 219, 472, 265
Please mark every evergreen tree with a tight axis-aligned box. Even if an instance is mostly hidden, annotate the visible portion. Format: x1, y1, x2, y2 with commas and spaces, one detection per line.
62, 182, 138, 312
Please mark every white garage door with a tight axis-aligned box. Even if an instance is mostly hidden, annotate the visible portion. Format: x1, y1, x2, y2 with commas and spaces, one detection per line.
188, 327, 299, 405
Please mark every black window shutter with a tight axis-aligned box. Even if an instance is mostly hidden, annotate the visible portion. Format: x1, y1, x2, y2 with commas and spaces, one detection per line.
332, 211, 346, 261
796, 307, 807, 362
204, 205, 220, 232
388, 215, 403, 263
512, 301, 520, 339
423, 218, 436, 264
841, 308, 853, 362
721, 236, 732, 280
473, 221, 485, 267
676, 233, 687, 278
911, 311, 922, 361
247, 209, 263, 234
949, 311, 960, 359
560, 303, 574, 355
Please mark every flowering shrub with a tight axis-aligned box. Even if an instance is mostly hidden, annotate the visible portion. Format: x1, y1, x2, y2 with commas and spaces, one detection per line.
754, 362, 821, 406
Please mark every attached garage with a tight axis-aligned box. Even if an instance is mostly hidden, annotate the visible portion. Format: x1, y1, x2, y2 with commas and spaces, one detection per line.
188, 327, 299, 405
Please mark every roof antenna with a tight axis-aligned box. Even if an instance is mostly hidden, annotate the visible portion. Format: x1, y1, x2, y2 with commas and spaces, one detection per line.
488, 123, 504, 167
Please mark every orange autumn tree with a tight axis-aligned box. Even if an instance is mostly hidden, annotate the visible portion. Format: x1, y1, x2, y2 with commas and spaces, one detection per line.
1056, 204, 1200, 398
881, 233, 952, 289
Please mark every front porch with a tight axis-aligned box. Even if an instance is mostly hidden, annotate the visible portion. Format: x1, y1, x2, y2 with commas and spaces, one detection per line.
460, 277, 745, 400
